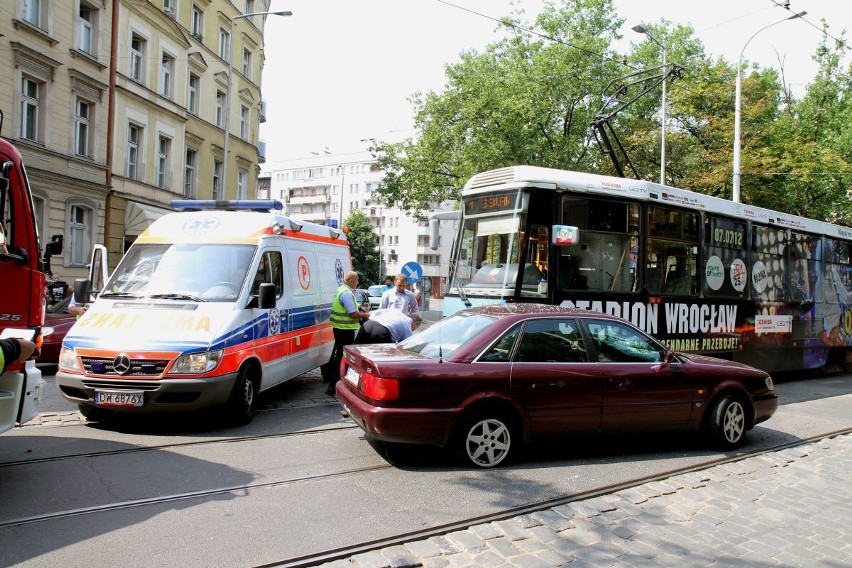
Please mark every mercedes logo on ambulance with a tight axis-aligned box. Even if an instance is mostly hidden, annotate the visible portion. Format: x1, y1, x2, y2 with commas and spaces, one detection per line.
113, 354, 132, 375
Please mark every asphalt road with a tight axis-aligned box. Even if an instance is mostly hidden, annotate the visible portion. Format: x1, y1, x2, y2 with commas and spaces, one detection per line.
0, 373, 849, 567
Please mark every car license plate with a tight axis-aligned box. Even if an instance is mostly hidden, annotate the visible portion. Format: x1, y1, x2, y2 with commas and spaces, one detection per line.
344, 367, 360, 386
94, 390, 144, 407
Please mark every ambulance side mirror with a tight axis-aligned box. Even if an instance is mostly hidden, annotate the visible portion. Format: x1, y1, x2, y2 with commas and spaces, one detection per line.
258, 282, 276, 310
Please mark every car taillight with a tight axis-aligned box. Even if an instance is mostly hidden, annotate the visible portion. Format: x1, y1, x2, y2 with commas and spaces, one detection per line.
361, 371, 399, 401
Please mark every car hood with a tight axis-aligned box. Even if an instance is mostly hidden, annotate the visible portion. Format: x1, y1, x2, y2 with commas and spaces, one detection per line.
678, 352, 768, 375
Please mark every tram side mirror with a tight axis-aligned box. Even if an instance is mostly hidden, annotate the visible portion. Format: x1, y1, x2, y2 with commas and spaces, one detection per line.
552, 225, 580, 246
258, 282, 276, 310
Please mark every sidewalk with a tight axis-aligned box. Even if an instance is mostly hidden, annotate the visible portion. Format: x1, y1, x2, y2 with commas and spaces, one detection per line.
325, 433, 852, 567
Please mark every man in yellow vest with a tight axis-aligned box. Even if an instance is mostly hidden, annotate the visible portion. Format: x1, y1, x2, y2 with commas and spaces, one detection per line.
323, 271, 370, 395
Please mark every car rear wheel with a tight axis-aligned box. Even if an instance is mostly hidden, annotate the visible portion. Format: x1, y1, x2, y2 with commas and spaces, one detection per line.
707, 394, 747, 449
226, 366, 256, 425
458, 413, 516, 468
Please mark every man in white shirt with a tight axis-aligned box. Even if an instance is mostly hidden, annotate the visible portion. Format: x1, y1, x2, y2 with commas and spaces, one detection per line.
379, 273, 419, 314
354, 309, 422, 344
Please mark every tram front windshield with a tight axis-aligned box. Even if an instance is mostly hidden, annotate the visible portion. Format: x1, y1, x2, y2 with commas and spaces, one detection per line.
449, 210, 545, 299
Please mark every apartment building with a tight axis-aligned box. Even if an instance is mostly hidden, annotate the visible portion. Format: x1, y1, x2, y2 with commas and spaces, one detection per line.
262, 146, 458, 306
1, 0, 273, 278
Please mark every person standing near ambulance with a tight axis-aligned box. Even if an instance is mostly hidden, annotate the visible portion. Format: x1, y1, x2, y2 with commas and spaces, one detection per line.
325, 271, 370, 395
379, 273, 419, 314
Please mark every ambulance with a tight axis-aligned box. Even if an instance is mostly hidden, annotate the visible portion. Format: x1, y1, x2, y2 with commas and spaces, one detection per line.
56, 200, 352, 424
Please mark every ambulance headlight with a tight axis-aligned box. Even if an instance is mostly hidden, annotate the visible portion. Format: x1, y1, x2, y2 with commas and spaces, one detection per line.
58, 346, 81, 371
168, 350, 223, 374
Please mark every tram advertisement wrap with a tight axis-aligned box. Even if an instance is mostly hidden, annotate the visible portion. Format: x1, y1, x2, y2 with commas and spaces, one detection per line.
559, 299, 744, 353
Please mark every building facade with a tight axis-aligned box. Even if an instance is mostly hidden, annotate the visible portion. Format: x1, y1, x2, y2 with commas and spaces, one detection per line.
1, 0, 273, 280
262, 146, 458, 309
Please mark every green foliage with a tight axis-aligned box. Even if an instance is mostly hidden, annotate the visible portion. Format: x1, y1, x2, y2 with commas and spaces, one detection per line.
343, 210, 381, 286
372, 0, 852, 227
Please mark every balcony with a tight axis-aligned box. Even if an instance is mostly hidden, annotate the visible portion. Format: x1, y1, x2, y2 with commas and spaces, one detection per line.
260, 99, 267, 123
258, 140, 266, 164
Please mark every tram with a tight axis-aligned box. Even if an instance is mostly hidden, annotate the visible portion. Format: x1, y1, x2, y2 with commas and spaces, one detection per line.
443, 166, 852, 373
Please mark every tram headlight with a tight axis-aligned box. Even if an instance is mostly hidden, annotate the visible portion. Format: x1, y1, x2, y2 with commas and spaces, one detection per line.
168, 350, 223, 374
58, 346, 81, 371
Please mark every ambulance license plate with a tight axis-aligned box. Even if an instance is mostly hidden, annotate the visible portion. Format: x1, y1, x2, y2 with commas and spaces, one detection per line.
94, 390, 144, 407
344, 367, 360, 386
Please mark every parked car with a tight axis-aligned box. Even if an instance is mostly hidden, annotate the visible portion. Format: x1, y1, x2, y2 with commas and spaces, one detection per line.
366, 285, 386, 310
38, 295, 77, 372
337, 304, 778, 468
353, 289, 371, 311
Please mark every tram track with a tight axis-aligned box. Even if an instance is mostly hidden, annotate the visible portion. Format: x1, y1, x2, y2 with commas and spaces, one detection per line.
0, 423, 361, 468
256, 427, 852, 568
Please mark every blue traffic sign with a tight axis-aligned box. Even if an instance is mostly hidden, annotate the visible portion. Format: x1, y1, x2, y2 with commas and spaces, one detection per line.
401, 261, 423, 284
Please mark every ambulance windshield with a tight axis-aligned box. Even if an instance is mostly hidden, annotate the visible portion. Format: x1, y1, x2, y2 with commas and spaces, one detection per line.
106, 243, 255, 302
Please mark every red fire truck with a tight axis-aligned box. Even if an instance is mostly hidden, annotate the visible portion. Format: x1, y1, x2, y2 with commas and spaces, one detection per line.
0, 111, 51, 433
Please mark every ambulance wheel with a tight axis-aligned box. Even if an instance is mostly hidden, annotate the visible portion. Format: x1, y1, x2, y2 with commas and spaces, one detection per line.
226, 366, 256, 425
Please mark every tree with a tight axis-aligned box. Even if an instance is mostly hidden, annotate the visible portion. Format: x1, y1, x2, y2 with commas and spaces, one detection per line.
343, 210, 380, 286
372, 0, 852, 226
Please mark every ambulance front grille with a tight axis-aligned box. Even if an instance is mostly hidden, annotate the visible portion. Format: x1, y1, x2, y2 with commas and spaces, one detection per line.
80, 357, 170, 377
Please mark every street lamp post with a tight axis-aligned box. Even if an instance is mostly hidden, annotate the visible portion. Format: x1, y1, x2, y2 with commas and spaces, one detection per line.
223, 10, 292, 195
632, 24, 667, 185
732, 10, 805, 203
338, 165, 346, 228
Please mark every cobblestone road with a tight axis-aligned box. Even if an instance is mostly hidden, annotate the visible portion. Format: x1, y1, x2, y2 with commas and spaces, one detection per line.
325, 433, 851, 568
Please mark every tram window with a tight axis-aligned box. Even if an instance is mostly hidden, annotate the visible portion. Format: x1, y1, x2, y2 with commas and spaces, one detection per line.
703, 216, 747, 299
560, 197, 639, 293
647, 207, 698, 296
790, 232, 820, 305
813, 237, 852, 341
752, 226, 788, 302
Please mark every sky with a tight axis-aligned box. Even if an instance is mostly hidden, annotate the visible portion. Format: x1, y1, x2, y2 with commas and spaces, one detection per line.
258, 0, 850, 163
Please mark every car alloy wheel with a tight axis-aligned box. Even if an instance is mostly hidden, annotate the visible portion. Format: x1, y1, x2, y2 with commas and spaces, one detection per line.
464, 416, 513, 468
709, 394, 747, 449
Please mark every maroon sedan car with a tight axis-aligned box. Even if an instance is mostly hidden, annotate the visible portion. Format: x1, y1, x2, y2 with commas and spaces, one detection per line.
338, 304, 778, 468
38, 296, 77, 372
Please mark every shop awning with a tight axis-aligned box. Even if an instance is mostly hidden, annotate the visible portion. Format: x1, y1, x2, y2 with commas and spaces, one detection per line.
125, 201, 171, 236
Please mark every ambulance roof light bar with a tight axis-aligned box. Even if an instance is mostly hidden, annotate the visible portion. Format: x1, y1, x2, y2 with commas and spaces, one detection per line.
170, 200, 284, 212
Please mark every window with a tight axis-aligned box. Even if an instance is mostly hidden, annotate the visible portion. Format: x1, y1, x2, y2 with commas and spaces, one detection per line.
162, 0, 175, 14
68, 203, 94, 266
751, 226, 788, 302
703, 215, 747, 299
187, 73, 199, 114
559, 197, 640, 293
77, 4, 94, 54
215, 91, 225, 127
237, 169, 247, 199
156, 135, 170, 188
647, 206, 698, 295
191, 5, 203, 37
212, 159, 223, 200
239, 105, 249, 139
74, 99, 93, 157
242, 48, 252, 78
218, 27, 230, 60
587, 320, 663, 363
23, 0, 44, 27
20, 77, 41, 142
184, 148, 197, 197
245, 0, 255, 14
130, 34, 146, 83
516, 319, 588, 363
250, 250, 283, 298
160, 53, 174, 98
127, 124, 141, 179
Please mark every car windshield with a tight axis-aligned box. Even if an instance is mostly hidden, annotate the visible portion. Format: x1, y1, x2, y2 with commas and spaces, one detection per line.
368, 285, 385, 297
105, 243, 255, 302
399, 312, 495, 359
